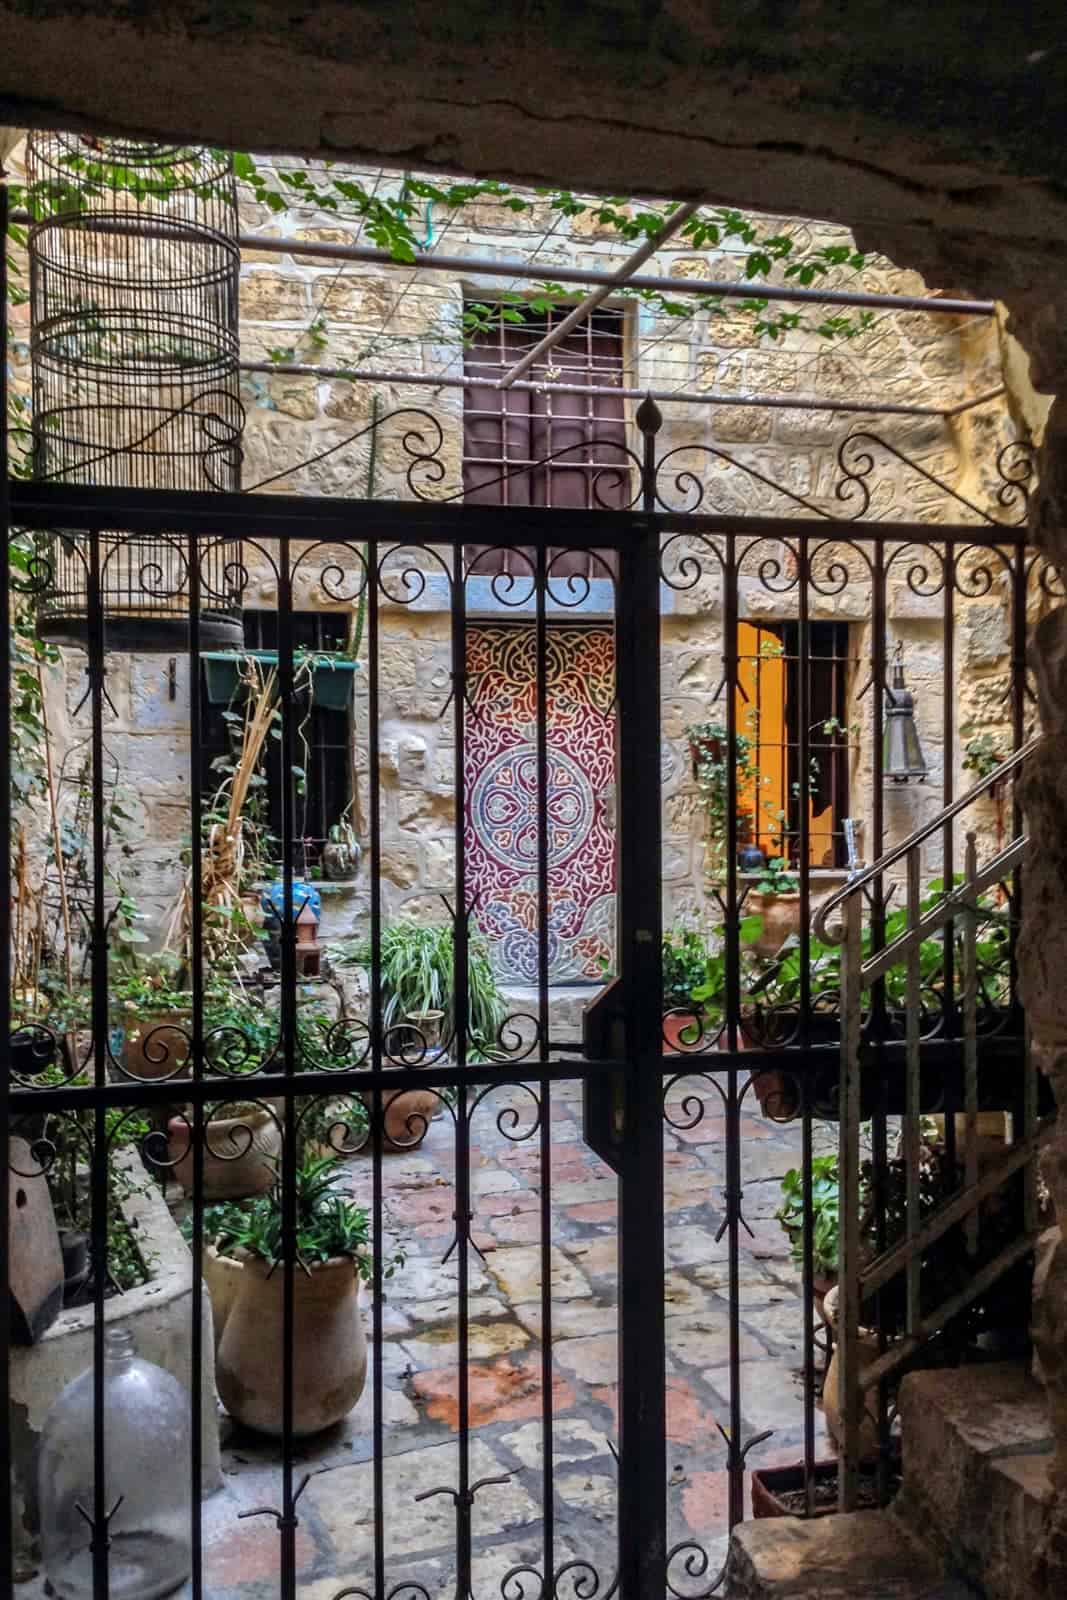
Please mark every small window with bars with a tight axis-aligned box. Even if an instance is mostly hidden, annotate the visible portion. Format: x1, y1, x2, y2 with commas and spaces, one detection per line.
462, 302, 629, 579
200, 610, 351, 869
737, 620, 852, 869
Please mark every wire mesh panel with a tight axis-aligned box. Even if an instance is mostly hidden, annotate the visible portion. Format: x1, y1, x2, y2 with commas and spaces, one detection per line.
27, 135, 243, 648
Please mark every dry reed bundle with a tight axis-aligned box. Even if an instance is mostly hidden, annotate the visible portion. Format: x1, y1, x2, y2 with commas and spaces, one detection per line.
166, 657, 279, 961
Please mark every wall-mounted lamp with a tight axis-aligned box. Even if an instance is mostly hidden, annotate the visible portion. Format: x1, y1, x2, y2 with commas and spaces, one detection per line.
883, 641, 928, 784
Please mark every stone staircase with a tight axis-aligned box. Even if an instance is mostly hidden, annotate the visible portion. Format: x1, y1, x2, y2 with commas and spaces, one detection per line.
725, 1363, 1053, 1599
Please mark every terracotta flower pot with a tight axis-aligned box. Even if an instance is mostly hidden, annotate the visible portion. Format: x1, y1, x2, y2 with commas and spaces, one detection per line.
123, 1010, 192, 1081
203, 1243, 245, 1349
751, 1458, 841, 1519
662, 1011, 705, 1054
749, 1067, 801, 1122
382, 1080, 439, 1150
216, 1254, 368, 1436
822, 1284, 882, 1462
753, 892, 802, 959
166, 1104, 282, 1200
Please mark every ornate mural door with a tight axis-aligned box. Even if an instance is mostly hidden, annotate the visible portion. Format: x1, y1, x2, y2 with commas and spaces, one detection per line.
464, 622, 618, 986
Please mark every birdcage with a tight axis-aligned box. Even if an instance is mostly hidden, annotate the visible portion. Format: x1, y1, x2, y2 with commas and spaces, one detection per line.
27, 133, 244, 649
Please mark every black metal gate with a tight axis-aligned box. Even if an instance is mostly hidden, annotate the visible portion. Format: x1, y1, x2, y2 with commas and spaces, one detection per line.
3, 289, 1054, 1598
2, 463, 683, 1599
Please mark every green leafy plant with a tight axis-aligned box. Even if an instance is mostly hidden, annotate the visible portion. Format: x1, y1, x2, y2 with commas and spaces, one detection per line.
333, 922, 507, 1060
962, 732, 1005, 781
44, 1105, 158, 1293
756, 856, 799, 896
662, 926, 714, 1011
109, 948, 189, 1017
686, 720, 760, 884
200, 1154, 397, 1279
775, 1153, 841, 1279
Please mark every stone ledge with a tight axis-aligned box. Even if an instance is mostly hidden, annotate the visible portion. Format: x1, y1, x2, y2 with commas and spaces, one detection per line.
895, 1363, 1052, 1600
725, 1510, 962, 1599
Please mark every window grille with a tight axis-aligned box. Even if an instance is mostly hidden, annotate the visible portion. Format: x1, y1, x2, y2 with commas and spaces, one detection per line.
200, 610, 351, 868
462, 303, 629, 578
737, 620, 852, 869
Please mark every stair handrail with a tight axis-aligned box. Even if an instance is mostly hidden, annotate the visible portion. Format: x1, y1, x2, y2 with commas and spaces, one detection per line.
814, 733, 1042, 945
831, 735, 1042, 1515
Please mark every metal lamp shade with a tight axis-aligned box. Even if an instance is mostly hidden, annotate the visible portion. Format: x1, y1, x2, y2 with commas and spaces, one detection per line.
883, 659, 927, 783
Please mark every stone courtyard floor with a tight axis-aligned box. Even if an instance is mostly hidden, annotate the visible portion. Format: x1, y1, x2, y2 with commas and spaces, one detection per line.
25, 1076, 834, 1599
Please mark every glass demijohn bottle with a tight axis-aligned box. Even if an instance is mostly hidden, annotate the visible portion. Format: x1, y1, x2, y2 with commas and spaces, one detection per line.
38, 1325, 192, 1599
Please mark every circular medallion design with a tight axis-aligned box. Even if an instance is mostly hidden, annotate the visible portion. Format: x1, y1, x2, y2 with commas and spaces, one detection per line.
471, 747, 595, 873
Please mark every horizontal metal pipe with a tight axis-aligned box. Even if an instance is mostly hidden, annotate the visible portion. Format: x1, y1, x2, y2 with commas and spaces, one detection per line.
6, 1054, 632, 1114
10, 207, 995, 315
243, 359, 1004, 420
233, 231, 994, 316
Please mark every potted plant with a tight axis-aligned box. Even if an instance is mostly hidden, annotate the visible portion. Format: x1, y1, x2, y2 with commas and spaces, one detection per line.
331, 922, 507, 1145
322, 817, 361, 881
164, 985, 360, 1197
202, 648, 359, 710
662, 927, 719, 1051
110, 950, 192, 1083
750, 855, 800, 958
686, 719, 761, 885
750, 1453, 897, 1519
774, 1154, 840, 1316
211, 1155, 394, 1436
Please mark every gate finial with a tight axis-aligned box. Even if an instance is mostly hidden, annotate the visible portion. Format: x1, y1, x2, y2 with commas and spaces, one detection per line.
635, 392, 663, 437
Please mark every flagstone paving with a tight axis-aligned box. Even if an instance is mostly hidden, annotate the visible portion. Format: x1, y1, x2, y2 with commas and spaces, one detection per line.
19, 1076, 834, 1598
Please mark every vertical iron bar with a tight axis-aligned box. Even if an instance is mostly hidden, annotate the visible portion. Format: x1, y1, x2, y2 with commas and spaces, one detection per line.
451, 535, 472, 1598
722, 530, 744, 1529
1010, 547, 1035, 1231
1011, 545, 1027, 785
1017, 537, 1030, 1209
87, 524, 110, 1600
941, 543, 958, 1180
837, 890, 864, 1513
870, 545, 887, 955
963, 832, 979, 1258
535, 543, 555, 1586
796, 537, 816, 1512
186, 530, 206, 1600
368, 538, 386, 1600
904, 850, 922, 1335
617, 409, 665, 1599
277, 531, 298, 1600
870, 549, 891, 1494
0, 173, 13, 1583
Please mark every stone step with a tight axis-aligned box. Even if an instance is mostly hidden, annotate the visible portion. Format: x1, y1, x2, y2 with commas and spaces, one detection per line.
895, 1362, 1053, 1600
725, 1509, 979, 1599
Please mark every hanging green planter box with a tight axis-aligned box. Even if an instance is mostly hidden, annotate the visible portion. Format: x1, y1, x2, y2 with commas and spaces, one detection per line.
201, 652, 358, 709
308, 658, 358, 710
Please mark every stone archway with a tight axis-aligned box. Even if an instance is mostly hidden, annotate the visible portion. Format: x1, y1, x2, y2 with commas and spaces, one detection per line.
3, 4, 1067, 1582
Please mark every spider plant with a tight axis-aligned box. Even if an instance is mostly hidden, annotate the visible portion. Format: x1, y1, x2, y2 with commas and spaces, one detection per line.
203, 1155, 380, 1275
332, 921, 507, 1059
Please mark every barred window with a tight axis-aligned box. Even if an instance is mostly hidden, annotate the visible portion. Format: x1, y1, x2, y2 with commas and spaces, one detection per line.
200, 610, 351, 868
463, 303, 629, 579
737, 620, 852, 870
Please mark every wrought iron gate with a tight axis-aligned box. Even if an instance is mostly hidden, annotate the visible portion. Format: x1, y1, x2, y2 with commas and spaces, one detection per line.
3, 341, 1056, 1596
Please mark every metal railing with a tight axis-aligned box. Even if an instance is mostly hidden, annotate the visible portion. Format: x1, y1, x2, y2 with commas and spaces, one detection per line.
819, 738, 1051, 1510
